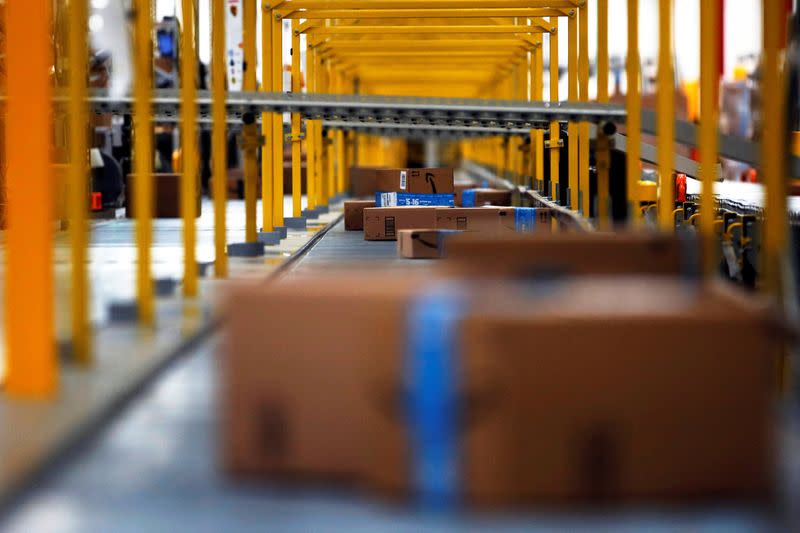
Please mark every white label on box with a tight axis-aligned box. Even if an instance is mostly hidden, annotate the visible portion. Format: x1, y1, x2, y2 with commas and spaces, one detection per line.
399, 170, 407, 190
380, 192, 398, 207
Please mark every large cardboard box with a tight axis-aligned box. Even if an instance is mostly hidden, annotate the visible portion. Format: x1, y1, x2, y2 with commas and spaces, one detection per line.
454, 182, 477, 207
344, 200, 374, 231
375, 168, 454, 194
442, 232, 691, 277
461, 188, 513, 207
397, 229, 460, 259
126, 173, 201, 218
363, 206, 438, 241
435, 207, 550, 235
221, 273, 779, 506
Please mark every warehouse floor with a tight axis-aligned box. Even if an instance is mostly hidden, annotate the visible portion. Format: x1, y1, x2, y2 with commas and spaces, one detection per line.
2, 217, 795, 532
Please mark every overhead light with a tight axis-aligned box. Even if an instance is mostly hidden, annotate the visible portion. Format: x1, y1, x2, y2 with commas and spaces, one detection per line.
88, 14, 104, 33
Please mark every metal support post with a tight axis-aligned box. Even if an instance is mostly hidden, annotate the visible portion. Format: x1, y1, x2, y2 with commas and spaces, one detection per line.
579, 3, 590, 216
212, 0, 228, 276
549, 19, 560, 203
260, 0, 274, 233
657, 0, 674, 231
181, 0, 198, 294
596, 0, 610, 228
568, 11, 578, 209
699, 0, 719, 274
626, 0, 641, 224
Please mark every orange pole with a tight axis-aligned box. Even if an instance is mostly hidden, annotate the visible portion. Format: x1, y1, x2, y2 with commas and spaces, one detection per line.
5, 0, 56, 396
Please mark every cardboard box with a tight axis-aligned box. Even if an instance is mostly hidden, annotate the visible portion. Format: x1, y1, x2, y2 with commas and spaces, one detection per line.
126, 173, 201, 218
454, 182, 476, 206
375, 168, 454, 194
461, 188, 513, 207
344, 200, 374, 231
397, 229, 460, 259
363, 206, 438, 241
349, 166, 380, 197
442, 232, 691, 277
222, 273, 779, 506
435, 207, 550, 235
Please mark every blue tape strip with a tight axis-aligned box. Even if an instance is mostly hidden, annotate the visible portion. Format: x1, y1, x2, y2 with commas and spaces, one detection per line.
515, 207, 537, 232
461, 189, 477, 207
406, 283, 465, 509
375, 192, 455, 207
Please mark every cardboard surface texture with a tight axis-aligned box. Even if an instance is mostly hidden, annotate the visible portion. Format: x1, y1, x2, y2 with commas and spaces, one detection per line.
349, 166, 380, 197
375, 168, 455, 194
435, 207, 550, 236
363, 206, 438, 241
344, 200, 374, 231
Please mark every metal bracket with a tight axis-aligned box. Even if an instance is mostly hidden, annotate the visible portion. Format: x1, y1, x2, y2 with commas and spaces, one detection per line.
284, 132, 305, 142
544, 139, 564, 148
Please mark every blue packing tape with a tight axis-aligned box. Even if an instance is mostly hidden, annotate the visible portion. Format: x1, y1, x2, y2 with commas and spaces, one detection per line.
514, 207, 537, 232
461, 189, 477, 207
406, 283, 465, 510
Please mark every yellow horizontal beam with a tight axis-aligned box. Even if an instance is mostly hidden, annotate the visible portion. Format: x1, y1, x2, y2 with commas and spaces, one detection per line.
302, 23, 555, 36
318, 38, 534, 49
279, 0, 580, 9
325, 50, 526, 57
280, 8, 572, 19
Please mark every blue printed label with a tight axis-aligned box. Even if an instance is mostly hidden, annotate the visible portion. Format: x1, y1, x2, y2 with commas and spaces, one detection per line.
515, 207, 538, 232
461, 189, 477, 207
376, 192, 455, 207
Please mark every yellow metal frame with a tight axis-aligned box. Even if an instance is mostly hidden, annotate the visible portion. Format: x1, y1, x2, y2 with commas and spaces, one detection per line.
68, 0, 91, 364
181, 0, 198, 296
656, 0, 674, 231
626, 0, 641, 224
212, 0, 228, 277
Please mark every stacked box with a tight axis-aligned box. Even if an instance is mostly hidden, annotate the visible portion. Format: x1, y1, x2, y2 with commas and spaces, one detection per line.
363, 206, 438, 241
461, 188, 513, 207
221, 273, 780, 506
373, 168, 455, 207
435, 207, 550, 235
344, 200, 375, 231
126, 173, 201, 219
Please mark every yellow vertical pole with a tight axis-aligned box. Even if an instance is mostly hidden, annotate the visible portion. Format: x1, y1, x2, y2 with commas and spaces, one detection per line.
579, 3, 590, 216
5, 0, 56, 395
272, 11, 285, 228
699, 0, 719, 275
68, 0, 91, 364
318, 55, 329, 206
260, 0, 274, 232
290, 19, 302, 217
626, 0, 641, 224
242, 0, 257, 242
212, 0, 228, 277
534, 37, 544, 191
567, 12, 578, 210
181, 0, 198, 296
549, 20, 561, 203
133, 0, 154, 324
596, 0, 611, 228
657, 0, 674, 231
761, 0, 786, 297
335, 71, 346, 195
306, 47, 317, 211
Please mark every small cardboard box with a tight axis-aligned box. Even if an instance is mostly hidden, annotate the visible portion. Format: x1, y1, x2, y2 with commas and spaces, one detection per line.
461, 188, 513, 207
375, 168, 455, 194
126, 173, 201, 219
442, 232, 690, 277
397, 229, 460, 259
363, 206, 438, 241
344, 200, 374, 231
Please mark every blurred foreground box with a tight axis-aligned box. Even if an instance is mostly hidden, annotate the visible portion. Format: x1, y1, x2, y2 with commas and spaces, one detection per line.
397, 229, 461, 259
220, 272, 780, 507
